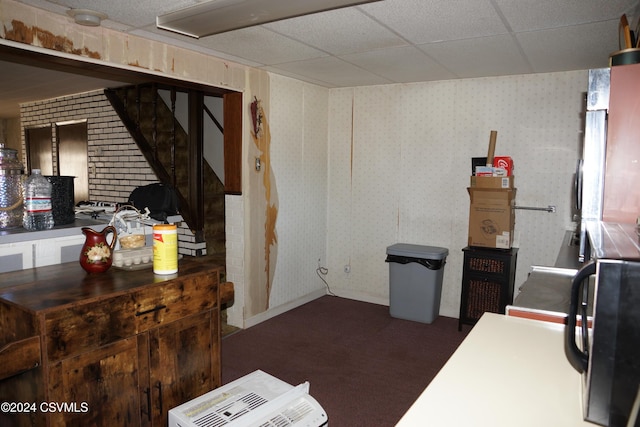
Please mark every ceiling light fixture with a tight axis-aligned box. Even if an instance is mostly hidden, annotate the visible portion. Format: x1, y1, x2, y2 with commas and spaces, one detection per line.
157, 0, 382, 38
67, 9, 108, 27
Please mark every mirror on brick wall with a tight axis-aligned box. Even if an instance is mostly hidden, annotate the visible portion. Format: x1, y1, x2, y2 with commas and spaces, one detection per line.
25, 125, 53, 175
57, 121, 89, 204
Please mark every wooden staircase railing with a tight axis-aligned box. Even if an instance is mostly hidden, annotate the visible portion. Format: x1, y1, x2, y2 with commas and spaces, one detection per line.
104, 84, 226, 256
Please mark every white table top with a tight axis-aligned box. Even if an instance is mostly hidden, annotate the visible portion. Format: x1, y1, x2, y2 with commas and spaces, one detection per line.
396, 313, 592, 427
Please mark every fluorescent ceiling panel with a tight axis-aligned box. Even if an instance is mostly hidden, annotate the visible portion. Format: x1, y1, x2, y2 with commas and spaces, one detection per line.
157, 0, 382, 38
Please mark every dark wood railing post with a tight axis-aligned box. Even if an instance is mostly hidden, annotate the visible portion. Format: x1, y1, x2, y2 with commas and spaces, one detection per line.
170, 88, 177, 186
188, 90, 205, 242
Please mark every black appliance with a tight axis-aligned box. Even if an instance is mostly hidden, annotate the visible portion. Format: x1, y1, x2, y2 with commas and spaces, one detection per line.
566, 222, 640, 427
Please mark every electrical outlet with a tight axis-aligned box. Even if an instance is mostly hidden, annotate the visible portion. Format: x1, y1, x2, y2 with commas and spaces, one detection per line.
344, 264, 351, 274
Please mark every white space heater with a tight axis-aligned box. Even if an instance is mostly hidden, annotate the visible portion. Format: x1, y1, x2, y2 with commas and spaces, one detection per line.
168, 370, 328, 427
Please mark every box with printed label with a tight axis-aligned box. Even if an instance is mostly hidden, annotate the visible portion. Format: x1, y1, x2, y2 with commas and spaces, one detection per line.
474, 166, 493, 176
493, 156, 514, 176
467, 187, 516, 249
470, 175, 514, 189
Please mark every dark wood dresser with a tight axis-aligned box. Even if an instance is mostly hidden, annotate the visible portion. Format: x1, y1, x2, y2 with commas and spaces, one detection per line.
0, 258, 222, 427
459, 246, 518, 330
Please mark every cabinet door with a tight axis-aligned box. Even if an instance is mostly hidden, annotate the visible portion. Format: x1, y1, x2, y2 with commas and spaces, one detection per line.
461, 275, 507, 321
0, 242, 34, 273
148, 311, 218, 426
48, 336, 142, 427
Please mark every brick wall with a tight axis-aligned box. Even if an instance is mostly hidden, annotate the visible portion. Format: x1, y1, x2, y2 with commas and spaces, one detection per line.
20, 89, 206, 256
20, 89, 157, 201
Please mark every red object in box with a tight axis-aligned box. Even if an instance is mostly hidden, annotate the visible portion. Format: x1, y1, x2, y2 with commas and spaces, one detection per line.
493, 156, 513, 176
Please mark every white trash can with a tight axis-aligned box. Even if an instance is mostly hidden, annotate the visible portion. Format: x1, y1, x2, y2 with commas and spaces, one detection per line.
386, 243, 448, 324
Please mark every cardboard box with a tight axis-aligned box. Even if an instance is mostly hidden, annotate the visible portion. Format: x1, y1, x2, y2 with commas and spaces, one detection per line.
470, 175, 515, 189
467, 187, 516, 249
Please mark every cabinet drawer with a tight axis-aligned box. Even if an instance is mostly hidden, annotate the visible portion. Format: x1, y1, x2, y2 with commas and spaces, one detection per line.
465, 255, 510, 275
44, 272, 218, 361
133, 272, 218, 333
45, 293, 137, 362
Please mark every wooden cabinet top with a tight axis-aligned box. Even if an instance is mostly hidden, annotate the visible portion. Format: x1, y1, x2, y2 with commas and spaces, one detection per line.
0, 257, 223, 313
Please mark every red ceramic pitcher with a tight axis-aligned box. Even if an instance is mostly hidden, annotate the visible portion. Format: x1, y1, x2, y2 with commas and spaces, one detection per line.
79, 226, 117, 273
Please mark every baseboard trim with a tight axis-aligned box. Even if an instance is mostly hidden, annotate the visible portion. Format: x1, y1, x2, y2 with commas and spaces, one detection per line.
241, 289, 459, 329
330, 289, 388, 307
244, 288, 327, 329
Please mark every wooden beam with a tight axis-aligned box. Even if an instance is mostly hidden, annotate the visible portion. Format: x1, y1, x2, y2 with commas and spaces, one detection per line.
223, 92, 243, 195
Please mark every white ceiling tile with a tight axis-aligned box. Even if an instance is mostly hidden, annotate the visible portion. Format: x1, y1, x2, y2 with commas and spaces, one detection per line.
261, 66, 336, 88
494, 0, 640, 32
264, 7, 408, 55
517, 20, 617, 73
359, 0, 509, 43
341, 46, 456, 83
3, 0, 639, 104
268, 56, 391, 87
130, 27, 267, 67
198, 27, 329, 66
43, 0, 198, 27
420, 34, 532, 78
15, 0, 67, 14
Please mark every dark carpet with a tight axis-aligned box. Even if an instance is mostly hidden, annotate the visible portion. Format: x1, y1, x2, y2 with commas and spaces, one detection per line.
221, 296, 469, 426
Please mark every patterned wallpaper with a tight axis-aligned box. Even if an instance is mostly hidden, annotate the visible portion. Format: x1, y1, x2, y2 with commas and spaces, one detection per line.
267, 74, 330, 308
326, 70, 588, 317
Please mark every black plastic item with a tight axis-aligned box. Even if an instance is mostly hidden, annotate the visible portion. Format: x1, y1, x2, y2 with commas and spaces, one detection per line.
128, 183, 179, 222
46, 176, 75, 225
566, 261, 595, 373
385, 254, 445, 270
472, 157, 488, 175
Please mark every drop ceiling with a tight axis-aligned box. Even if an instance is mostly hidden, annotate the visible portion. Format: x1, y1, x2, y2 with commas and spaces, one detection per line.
2, 0, 639, 118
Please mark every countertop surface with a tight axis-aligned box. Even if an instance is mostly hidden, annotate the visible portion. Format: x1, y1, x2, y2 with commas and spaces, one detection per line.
585, 221, 640, 261
0, 217, 110, 244
0, 213, 184, 245
0, 257, 223, 312
396, 313, 591, 427
513, 265, 594, 316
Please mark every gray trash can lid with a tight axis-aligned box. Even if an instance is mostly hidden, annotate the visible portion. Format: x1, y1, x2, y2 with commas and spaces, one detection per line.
386, 243, 448, 260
